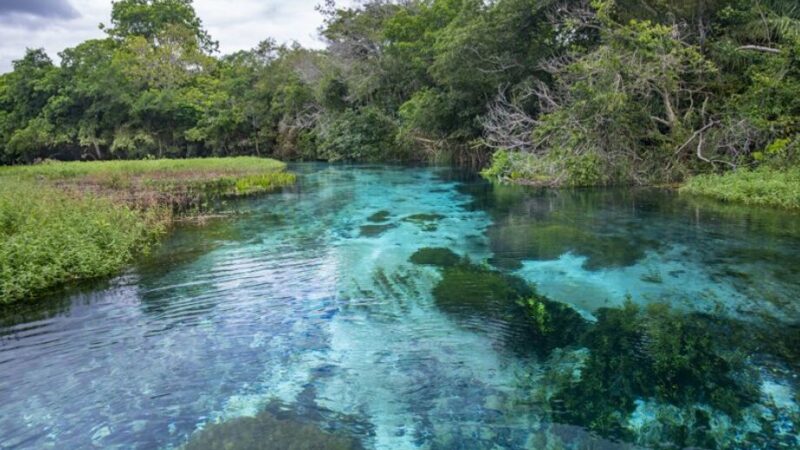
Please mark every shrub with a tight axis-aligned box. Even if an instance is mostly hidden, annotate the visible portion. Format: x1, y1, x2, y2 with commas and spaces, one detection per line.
681, 167, 800, 209
317, 107, 399, 162
0, 181, 167, 303
0, 157, 296, 303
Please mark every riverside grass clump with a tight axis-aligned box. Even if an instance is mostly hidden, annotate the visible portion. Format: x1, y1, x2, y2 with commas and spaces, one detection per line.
681, 168, 800, 209
0, 157, 296, 304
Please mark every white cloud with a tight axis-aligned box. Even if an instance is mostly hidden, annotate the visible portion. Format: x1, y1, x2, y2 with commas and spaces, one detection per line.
0, 0, 352, 73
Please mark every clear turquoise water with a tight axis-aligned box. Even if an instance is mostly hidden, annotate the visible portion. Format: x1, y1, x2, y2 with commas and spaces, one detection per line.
0, 164, 798, 449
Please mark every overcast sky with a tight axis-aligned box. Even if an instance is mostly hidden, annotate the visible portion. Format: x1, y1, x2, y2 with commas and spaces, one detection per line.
0, 0, 350, 73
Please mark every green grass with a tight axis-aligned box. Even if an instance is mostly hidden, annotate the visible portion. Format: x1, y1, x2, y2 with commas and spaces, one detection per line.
0, 157, 288, 179
681, 167, 800, 209
0, 157, 296, 304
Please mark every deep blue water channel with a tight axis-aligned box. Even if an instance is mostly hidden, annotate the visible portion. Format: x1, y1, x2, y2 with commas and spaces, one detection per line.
1, 164, 799, 449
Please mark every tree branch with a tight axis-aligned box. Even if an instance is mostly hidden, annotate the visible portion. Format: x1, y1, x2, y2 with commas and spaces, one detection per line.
737, 45, 781, 54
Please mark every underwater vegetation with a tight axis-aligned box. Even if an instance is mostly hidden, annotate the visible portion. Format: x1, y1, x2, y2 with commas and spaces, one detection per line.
430, 260, 530, 317
366, 210, 391, 223
408, 248, 462, 267
487, 223, 653, 271
359, 223, 397, 237
415, 251, 794, 448
422, 257, 588, 356
184, 403, 365, 450
549, 301, 760, 445
403, 213, 445, 232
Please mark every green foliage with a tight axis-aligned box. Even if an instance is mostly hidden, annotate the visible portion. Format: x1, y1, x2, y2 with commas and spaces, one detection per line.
104, 0, 218, 53
1, 0, 800, 198
0, 181, 166, 304
681, 167, 800, 209
0, 157, 295, 304
480, 149, 512, 180
318, 107, 399, 162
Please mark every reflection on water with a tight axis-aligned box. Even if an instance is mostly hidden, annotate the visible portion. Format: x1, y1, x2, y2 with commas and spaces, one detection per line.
0, 164, 798, 449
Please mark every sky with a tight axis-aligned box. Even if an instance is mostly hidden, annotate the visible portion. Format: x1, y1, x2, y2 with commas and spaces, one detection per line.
0, 0, 350, 73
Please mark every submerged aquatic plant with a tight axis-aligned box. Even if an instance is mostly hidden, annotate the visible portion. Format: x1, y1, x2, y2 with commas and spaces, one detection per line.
430, 259, 588, 356
409, 247, 462, 267
403, 213, 445, 232
425, 255, 772, 448
184, 406, 365, 450
549, 301, 760, 445
367, 210, 391, 222
359, 223, 397, 237
432, 261, 532, 316
487, 222, 653, 271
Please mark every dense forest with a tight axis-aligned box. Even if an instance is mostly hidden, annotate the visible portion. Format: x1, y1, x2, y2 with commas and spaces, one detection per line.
0, 0, 798, 187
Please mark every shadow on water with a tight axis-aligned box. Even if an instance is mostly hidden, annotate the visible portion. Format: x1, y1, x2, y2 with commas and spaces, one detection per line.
0, 276, 125, 330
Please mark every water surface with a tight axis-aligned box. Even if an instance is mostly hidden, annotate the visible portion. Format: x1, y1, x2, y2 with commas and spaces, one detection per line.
1, 164, 798, 449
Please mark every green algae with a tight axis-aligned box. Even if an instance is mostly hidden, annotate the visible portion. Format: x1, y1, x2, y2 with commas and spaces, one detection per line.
359, 223, 396, 237
184, 407, 364, 450
403, 213, 445, 232
367, 210, 391, 222
404, 213, 445, 222
409, 248, 462, 267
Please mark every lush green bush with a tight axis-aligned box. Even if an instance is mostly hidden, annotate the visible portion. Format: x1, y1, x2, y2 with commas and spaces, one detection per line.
681, 167, 800, 209
0, 181, 166, 303
317, 107, 400, 162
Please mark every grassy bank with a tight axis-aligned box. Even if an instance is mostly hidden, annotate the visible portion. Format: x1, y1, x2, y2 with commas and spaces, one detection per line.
0, 157, 296, 304
681, 168, 800, 210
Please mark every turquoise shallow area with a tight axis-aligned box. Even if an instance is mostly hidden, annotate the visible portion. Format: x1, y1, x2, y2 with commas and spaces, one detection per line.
0, 164, 798, 449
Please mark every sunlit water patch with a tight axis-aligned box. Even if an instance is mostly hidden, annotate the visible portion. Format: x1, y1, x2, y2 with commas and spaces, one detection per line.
0, 164, 798, 449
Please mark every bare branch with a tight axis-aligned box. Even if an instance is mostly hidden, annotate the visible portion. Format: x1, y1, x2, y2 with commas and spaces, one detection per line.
737, 45, 781, 54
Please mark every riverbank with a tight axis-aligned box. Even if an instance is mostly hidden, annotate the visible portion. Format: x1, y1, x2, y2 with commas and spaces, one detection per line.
681, 168, 800, 210
0, 157, 296, 304
483, 151, 800, 210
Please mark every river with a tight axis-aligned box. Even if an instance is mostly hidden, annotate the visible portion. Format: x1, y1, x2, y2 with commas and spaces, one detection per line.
1, 164, 798, 449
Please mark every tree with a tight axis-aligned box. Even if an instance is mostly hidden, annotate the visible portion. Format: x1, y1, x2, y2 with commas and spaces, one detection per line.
103, 0, 218, 53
